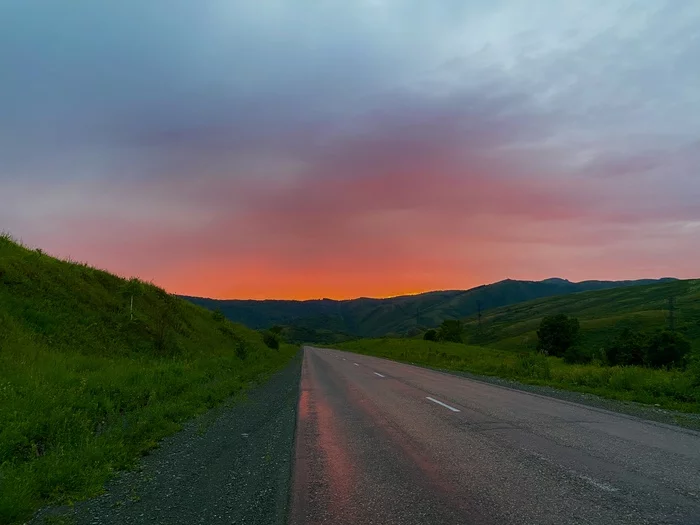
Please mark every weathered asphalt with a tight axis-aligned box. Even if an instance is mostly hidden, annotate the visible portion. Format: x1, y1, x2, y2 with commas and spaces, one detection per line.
32, 352, 302, 525
290, 347, 700, 525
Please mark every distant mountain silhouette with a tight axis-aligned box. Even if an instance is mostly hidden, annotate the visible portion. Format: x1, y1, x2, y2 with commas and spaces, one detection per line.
182, 278, 676, 340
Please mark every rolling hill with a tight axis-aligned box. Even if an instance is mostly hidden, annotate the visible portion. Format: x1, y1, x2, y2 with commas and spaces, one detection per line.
462, 278, 700, 354
184, 277, 676, 340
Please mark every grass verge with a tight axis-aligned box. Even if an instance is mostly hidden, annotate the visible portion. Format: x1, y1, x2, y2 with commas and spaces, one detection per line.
335, 339, 700, 413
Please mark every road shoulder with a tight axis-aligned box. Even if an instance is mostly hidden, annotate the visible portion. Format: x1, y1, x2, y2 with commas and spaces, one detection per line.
31, 351, 303, 525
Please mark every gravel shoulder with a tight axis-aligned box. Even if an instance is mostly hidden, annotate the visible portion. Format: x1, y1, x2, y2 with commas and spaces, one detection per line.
31, 351, 302, 525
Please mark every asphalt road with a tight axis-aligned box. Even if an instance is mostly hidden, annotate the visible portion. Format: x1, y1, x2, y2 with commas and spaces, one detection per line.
290, 347, 700, 525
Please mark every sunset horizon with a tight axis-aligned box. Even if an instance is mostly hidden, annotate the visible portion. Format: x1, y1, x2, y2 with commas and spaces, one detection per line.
3, 2, 699, 301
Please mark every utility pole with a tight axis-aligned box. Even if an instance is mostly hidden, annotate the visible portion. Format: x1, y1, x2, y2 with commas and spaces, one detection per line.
668, 296, 676, 333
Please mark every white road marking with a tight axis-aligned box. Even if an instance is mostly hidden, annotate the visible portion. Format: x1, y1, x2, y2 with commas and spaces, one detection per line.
426, 397, 460, 412
354, 363, 360, 366
374, 372, 385, 378
532, 452, 619, 493
342, 358, 346, 361
576, 474, 619, 493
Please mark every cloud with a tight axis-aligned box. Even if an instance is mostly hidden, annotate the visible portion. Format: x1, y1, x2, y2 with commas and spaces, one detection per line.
1, 0, 699, 298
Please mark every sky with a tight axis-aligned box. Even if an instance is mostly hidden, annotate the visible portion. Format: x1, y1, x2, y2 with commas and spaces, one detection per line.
1, 1, 699, 300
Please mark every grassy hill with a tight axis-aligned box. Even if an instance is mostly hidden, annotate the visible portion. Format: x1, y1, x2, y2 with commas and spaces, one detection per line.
184, 277, 675, 340
463, 279, 700, 355
0, 234, 297, 524
337, 279, 700, 414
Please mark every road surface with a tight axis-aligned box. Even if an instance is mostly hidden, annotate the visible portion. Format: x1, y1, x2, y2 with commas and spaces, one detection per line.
290, 347, 700, 525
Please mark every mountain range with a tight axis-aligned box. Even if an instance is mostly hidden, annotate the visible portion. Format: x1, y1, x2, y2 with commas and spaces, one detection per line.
182, 278, 676, 341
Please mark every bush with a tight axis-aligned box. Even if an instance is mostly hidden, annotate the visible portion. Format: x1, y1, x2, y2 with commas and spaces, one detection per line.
645, 330, 691, 369
423, 329, 438, 341
689, 353, 700, 387
605, 327, 646, 366
262, 331, 280, 350
537, 314, 580, 357
563, 345, 593, 364
513, 353, 552, 380
234, 337, 248, 360
437, 319, 464, 343
212, 309, 226, 322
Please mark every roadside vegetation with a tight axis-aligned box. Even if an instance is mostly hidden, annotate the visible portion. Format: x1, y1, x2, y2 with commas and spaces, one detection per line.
0, 234, 297, 524
337, 338, 700, 413
337, 280, 700, 414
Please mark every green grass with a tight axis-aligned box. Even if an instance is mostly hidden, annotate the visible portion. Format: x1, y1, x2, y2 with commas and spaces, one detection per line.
336, 337, 700, 414
0, 234, 297, 524
465, 279, 700, 355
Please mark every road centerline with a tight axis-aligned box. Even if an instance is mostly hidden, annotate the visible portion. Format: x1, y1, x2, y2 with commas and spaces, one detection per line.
426, 396, 461, 412
374, 372, 385, 378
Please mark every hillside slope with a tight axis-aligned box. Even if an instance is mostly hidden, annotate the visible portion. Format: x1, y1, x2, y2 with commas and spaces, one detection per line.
0, 235, 296, 524
185, 277, 675, 339
464, 279, 700, 354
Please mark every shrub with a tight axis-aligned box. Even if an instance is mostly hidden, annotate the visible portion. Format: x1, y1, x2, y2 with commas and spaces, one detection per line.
563, 344, 593, 364
537, 314, 580, 357
605, 327, 647, 366
423, 329, 438, 341
437, 319, 464, 343
513, 353, 552, 380
262, 331, 280, 350
212, 310, 225, 322
234, 337, 248, 360
689, 353, 700, 387
645, 330, 691, 369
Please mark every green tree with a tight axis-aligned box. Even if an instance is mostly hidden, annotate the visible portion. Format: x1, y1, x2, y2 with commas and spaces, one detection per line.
605, 327, 646, 366
423, 329, 438, 341
645, 330, 691, 368
437, 319, 464, 343
262, 330, 280, 350
537, 314, 580, 357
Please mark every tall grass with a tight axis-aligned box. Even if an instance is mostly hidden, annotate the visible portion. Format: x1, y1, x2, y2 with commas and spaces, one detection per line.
0, 236, 297, 523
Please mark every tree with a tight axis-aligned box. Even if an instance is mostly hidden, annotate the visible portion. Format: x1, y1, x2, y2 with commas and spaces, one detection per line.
537, 314, 580, 357
262, 330, 280, 350
605, 327, 646, 366
645, 330, 691, 369
437, 319, 464, 343
423, 329, 438, 341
